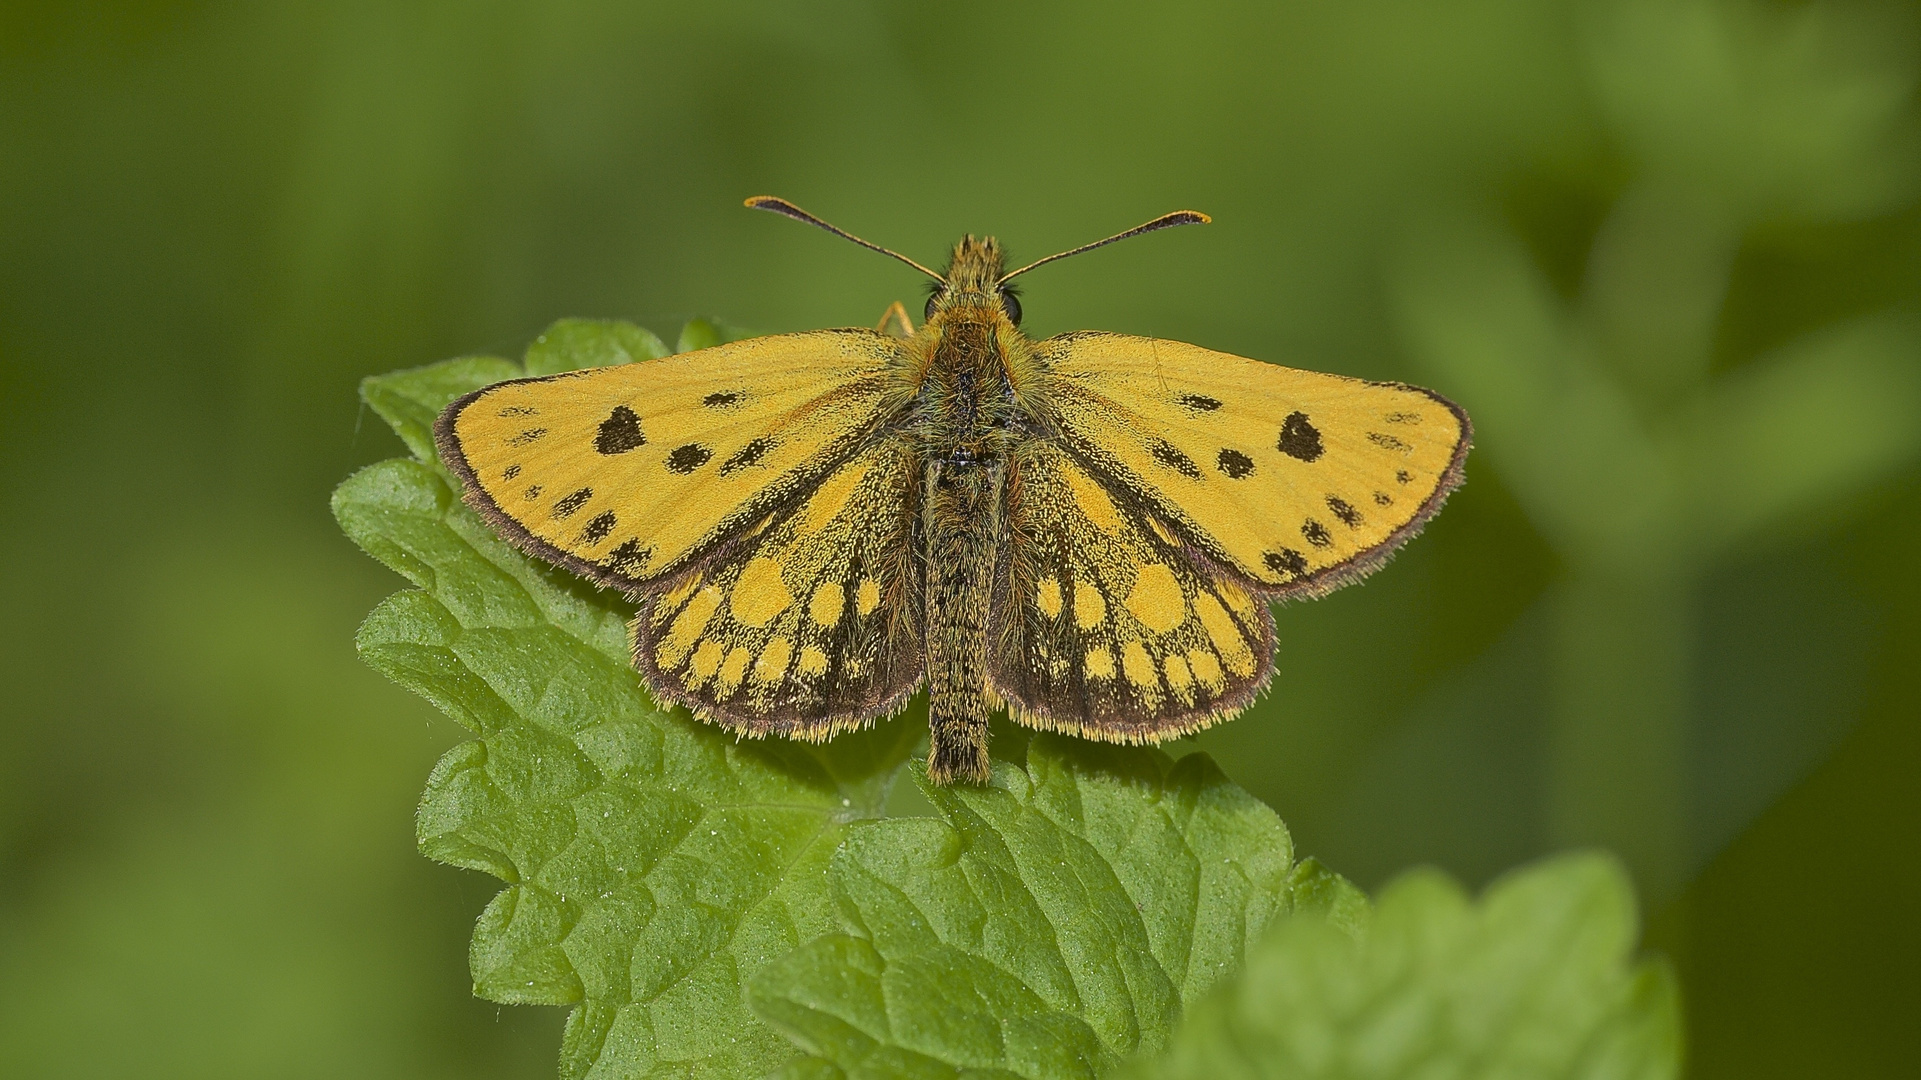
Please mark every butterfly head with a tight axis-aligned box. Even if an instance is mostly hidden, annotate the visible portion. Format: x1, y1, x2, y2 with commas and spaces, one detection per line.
926, 236, 1022, 328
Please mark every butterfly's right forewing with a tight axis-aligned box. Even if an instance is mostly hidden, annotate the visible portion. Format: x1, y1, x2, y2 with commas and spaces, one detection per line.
1034, 332, 1470, 596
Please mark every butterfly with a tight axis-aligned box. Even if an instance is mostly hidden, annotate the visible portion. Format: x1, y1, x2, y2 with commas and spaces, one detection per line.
433, 197, 1471, 784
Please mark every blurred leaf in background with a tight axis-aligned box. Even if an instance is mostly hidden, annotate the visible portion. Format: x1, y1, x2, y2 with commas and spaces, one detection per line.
2, 0, 1916, 1077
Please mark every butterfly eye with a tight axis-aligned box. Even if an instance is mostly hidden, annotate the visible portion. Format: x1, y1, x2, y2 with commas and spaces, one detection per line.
999, 288, 1022, 326
924, 291, 942, 322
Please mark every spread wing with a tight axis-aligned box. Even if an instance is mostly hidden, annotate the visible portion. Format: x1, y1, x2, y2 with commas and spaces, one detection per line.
990, 442, 1276, 742
434, 328, 908, 589
1034, 332, 1471, 594
634, 439, 924, 739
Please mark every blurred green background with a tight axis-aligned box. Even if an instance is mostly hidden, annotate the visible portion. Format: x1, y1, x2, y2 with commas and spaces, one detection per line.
3, 0, 1918, 1076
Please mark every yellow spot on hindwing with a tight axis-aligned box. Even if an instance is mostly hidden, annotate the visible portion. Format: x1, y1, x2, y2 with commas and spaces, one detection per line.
1188, 649, 1224, 691
659, 586, 722, 668
715, 646, 751, 696
753, 637, 792, 685
1073, 578, 1107, 629
809, 581, 844, 627
1125, 563, 1186, 634
1085, 646, 1115, 680
1194, 593, 1254, 676
1122, 640, 1158, 689
1163, 653, 1194, 701
801, 461, 869, 533
1064, 464, 1121, 533
856, 578, 880, 616
730, 557, 792, 627
798, 645, 829, 676
1037, 576, 1062, 618
688, 639, 725, 684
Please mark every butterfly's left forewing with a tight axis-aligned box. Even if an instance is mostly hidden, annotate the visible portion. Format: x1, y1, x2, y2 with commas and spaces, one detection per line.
435, 329, 907, 590
990, 442, 1276, 742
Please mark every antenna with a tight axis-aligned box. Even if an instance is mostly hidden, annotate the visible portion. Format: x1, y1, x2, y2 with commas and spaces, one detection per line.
744, 196, 946, 283
997, 210, 1211, 284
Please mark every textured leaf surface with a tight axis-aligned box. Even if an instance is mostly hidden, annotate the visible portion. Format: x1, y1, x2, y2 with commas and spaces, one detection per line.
337, 319, 919, 1080
340, 319, 1677, 1080
747, 740, 1312, 1079
1138, 852, 1682, 1080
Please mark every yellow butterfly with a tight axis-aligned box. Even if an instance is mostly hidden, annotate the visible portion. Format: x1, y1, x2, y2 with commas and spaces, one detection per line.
434, 198, 1471, 784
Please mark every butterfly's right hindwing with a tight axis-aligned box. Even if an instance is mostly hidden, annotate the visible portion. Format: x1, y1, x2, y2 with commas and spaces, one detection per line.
990, 442, 1276, 742
633, 439, 924, 739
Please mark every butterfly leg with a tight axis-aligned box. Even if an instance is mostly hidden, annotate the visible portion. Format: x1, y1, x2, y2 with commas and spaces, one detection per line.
875, 301, 916, 338
922, 458, 1001, 784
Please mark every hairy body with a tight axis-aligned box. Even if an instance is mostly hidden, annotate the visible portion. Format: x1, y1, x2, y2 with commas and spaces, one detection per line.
908, 240, 1031, 781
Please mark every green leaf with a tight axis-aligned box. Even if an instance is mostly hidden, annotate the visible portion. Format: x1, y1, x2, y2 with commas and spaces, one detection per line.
525, 317, 671, 376
335, 318, 922, 1079
678, 316, 758, 353
339, 320, 1677, 1080
746, 741, 1307, 1079
357, 317, 674, 464
360, 355, 520, 463
1137, 852, 1681, 1080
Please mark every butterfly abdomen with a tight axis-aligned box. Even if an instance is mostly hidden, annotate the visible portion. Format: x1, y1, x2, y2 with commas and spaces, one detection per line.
922, 456, 1002, 783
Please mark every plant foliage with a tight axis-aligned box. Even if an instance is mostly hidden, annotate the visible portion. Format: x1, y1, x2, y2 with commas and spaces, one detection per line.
336, 319, 1680, 1079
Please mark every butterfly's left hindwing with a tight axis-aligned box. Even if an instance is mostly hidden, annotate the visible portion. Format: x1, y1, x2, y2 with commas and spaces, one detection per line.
634, 439, 924, 739
990, 442, 1276, 742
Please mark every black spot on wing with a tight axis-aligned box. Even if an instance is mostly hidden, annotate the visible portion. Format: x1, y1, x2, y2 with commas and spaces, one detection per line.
1151, 441, 1202, 478
1327, 495, 1362, 527
1373, 491, 1394, 506
502, 464, 521, 481
1178, 394, 1223, 412
667, 444, 713, 473
506, 428, 548, 447
523, 484, 543, 500
703, 391, 742, 408
1386, 411, 1421, 423
1277, 412, 1323, 462
603, 539, 652, 576
579, 511, 617, 545
1369, 432, 1413, 452
720, 438, 772, 476
1217, 448, 1255, 479
1302, 519, 1332, 547
552, 487, 592, 518
595, 405, 646, 454
1264, 548, 1309, 578
498, 405, 537, 417
1396, 469, 1413, 485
